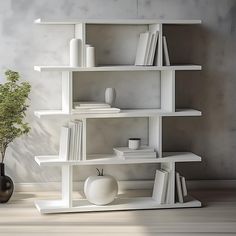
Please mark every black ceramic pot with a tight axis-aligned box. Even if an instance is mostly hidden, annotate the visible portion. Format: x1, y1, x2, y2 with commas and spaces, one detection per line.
0, 163, 14, 203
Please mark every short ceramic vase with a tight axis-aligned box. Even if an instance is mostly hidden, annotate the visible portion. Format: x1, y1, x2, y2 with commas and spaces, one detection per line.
84, 173, 118, 205
105, 88, 116, 107
0, 163, 14, 203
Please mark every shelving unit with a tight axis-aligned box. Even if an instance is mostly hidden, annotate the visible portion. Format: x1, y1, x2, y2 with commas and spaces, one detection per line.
34, 18, 202, 214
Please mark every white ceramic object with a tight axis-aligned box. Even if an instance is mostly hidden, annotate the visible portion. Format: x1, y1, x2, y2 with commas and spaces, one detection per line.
86, 45, 96, 67
105, 88, 116, 106
84, 174, 118, 205
128, 138, 141, 150
70, 38, 81, 67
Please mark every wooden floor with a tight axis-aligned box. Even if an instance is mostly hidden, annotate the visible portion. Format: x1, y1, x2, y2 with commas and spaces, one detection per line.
0, 189, 236, 236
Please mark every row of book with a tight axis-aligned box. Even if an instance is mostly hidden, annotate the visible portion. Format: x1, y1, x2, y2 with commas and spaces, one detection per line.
152, 169, 188, 204
113, 146, 157, 159
73, 102, 120, 114
59, 120, 83, 161
135, 30, 170, 66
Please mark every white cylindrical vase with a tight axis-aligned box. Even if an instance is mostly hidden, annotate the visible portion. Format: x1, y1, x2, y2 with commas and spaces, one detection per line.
86, 45, 96, 67
105, 88, 116, 106
70, 38, 81, 67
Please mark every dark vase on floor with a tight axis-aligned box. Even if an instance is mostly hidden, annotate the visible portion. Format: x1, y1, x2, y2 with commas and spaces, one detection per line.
0, 163, 14, 203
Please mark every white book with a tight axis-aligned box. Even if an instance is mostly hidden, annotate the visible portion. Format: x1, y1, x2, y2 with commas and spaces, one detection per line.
180, 176, 188, 197
74, 102, 111, 109
148, 31, 159, 65
144, 33, 153, 65
74, 122, 79, 161
176, 172, 184, 203
135, 32, 150, 65
68, 122, 75, 161
113, 146, 155, 155
152, 169, 169, 204
74, 108, 120, 114
117, 152, 156, 157
163, 36, 170, 66
165, 168, 173, 204
59, 126, 70, 161
78, 121, 83, 161
119, 154, 156, 160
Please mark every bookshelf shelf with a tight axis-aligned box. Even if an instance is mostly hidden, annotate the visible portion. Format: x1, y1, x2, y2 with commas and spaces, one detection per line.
35, 152, 201, 166
35, 196, 201, 214
35, 18, 202, 25
34, 18, 202, 214
34, 109, 202, 119
34, 65, 202, 72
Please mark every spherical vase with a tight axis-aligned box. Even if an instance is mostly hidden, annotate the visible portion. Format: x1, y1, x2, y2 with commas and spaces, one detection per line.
84, 174, 118, 205
0, 163, 14, 203
105, 88, 116, 107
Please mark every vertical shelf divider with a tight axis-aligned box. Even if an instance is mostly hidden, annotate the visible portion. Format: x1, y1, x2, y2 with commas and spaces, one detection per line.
161, 70, 175, 112
61, 165, 73, 208
62, 71, 72, 114
161, 162, 175, 204
75, 23, 86, 67
149, 116, 162, 158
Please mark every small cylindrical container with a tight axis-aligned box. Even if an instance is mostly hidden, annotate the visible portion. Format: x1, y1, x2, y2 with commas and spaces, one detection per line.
70, 38, 81, 67
105, 88, 116, 107
86, 44, 96, 67
128, 138, 141, 150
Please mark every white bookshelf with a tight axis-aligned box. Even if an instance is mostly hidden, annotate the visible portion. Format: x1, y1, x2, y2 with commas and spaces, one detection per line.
34, 18, 202, 214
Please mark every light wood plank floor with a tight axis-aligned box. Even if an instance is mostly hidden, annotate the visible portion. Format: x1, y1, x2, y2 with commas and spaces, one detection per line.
0, 189, 236, 236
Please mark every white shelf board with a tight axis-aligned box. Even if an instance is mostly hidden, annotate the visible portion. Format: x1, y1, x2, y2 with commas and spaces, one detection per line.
35, 196, 201, 214
34, 65, 202, 72
34, 109, 202, 119
35, 18, 201, 25
35, 152, 201, 167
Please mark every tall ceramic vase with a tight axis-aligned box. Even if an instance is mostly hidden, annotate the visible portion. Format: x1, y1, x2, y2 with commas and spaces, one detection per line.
105, 88, 116, 107
69, 38, 81, 67
0, 163, 14, 203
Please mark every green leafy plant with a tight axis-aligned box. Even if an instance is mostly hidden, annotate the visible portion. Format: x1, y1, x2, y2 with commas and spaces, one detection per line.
0, 70, 31, 163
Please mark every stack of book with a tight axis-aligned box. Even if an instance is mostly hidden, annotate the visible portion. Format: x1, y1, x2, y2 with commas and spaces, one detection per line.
113, 146, 156, 160
135, 31, 170, 66
152, 170, 188, 204
59, 120, 83, 161
73, 102, 120, 114
175, 172, 188, 203
135, 31, 159, 66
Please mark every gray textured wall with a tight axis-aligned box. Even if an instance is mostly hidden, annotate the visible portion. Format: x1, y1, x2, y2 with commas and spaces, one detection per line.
0, 0, 235, 183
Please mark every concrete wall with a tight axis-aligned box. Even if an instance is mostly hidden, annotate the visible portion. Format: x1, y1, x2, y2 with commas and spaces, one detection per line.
0, 0, 235, 183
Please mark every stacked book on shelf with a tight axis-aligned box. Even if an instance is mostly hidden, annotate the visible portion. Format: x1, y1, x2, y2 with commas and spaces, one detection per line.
135, 31, 170, 66
113, 146, 156, 160
59, 120, 83, 161
73, 102, 120, 114
152, 170, 188, 204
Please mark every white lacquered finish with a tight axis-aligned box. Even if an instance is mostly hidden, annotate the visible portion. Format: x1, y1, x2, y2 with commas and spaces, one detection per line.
34, 18, 202, 214
34, 65, 202, 72
35, 152, 201, 167
35, 196, 201, 214
35, 18, 202, 25
34, 109, 202, 119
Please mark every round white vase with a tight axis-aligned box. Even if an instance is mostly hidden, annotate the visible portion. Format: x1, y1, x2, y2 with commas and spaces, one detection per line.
69, 38, 81, 67
105, 88, 116, 106
84, 175, 118, 205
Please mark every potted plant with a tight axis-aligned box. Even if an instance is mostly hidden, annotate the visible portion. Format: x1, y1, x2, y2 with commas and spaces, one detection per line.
0, 70, 31, 203
84, 168, 118, 205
